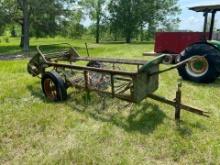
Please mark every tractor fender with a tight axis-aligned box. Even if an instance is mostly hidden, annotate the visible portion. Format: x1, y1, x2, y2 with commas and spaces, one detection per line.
180, 42, 220, 73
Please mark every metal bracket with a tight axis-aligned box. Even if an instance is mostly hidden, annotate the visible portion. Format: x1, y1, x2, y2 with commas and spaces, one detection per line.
174, 83, 182, 121
148, 83, 209, 121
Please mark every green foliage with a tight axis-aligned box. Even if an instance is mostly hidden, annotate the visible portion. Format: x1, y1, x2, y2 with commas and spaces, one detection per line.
79, 0, 107, 43
108, 0, 143, 43
0, 0, 77, 50
0, 0, 181, 44
28, 0, 75, 38
154, 0, 181, 32
108, 0, 180, 42
0, 0, 12, 35
79, 0, 105, 21
61, 11, 86, 38
10, 26, 17, 37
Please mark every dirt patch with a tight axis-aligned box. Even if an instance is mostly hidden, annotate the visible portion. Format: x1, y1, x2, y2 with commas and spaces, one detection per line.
0, 54, 26, 60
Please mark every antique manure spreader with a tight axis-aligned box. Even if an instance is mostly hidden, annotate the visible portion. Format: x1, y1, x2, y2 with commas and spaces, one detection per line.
28, 43, 209, 121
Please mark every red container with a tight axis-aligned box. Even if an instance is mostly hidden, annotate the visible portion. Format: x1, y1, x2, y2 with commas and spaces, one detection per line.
154, 32, 208, 54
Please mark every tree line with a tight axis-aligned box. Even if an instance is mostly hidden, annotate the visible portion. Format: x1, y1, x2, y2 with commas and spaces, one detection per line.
0, 0, 180, 51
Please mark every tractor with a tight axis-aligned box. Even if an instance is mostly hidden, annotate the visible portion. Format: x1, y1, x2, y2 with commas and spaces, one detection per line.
144, 4, 220, 83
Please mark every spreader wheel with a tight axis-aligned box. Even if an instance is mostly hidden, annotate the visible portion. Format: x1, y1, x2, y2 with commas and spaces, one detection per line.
41, 71, 67, 101
178, 43, 218, 83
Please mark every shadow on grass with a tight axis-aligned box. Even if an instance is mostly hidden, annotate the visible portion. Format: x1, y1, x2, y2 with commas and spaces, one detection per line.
27, 84, 45, 100
27, 85, 166, 135
175, 120, 208, 137
0, 45, 22, 55
66, 91, 166, 135
27, 85, 209, 135
178, 77, 220, 88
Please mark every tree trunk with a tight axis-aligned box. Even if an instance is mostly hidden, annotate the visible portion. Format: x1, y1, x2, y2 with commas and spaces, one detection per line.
140, 24, 144, 42
20, 23, 24, 48
96, 0, 101, 44
114, 34, 117, 41
96, 13, 100, 44
22, 0, 29, 52
126, 31, 131, 43
126, 36, 131, 43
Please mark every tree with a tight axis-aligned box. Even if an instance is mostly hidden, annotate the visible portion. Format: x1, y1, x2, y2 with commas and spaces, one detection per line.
18, 0, 76, 51
17, 0, 29, 51
79, 0, 105, 43
108, 0, 141, 43
61, 11, 86, 38
153, 0, 181, 32
0, 0, 76, 51
11, 26, 17, 37
0, 0, 16, 35
108, 0, 180, 43
29, 0, 75, 38
0, 7, 6, 35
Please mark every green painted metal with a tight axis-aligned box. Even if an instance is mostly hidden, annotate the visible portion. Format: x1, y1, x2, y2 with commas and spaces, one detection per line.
138, 54, 167, 72
208, 40, 220, 50
133, 65, 159, 102
193, 60, 206, 70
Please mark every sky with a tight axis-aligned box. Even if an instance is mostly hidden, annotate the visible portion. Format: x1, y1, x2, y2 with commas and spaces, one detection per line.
178, 0, 220, 31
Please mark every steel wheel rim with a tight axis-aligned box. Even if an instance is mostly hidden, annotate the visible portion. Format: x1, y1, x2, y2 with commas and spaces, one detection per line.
44, 78, 57, 100
186, 56, 209, 77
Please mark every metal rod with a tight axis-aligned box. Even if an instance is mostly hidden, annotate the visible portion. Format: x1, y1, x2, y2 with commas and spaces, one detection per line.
175, 83, 182, 120
84, 70, 90, 104
71, 83, 133, 102
84, 71, 89, 89
73, 57, 146, 65
114, 77, 131, 82
85, 43, 90, 57
143, 52, 179, 57
46, 62, 136, 76
149, 57, 193, 76
117, 82, 132, 95
209, 11, 216, 40
143, 52, 159, 56
113, 63, 115, 70
148, 94, 209, 117
203, 12, 208, 41
111, 73, 115, 98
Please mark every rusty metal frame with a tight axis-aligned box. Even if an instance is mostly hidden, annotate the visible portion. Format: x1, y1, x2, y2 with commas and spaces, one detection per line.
27, 43, 210, 121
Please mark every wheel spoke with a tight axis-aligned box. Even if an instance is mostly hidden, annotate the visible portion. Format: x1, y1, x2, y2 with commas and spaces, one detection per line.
44, 78, 57, 100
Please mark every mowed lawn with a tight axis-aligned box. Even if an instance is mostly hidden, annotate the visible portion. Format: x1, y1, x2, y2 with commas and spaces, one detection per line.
0, 38, 220, 164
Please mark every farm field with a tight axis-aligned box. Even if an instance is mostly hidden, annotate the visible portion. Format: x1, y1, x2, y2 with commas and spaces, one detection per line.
0, 38, 220, 164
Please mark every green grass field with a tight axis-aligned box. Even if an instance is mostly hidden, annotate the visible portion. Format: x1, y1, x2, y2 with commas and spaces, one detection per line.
0, 38, 220, 164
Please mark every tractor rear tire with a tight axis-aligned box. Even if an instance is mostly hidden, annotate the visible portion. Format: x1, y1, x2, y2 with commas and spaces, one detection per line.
41, 71, 67, 101
177, 43, 218, 83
